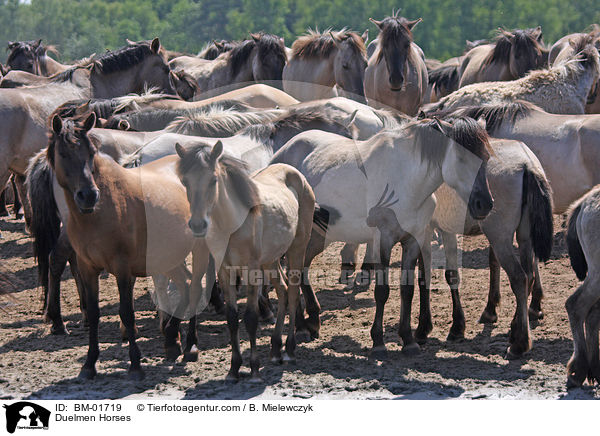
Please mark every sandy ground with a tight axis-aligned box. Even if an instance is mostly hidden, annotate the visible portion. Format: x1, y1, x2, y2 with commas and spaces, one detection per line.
1, 208, 599, 400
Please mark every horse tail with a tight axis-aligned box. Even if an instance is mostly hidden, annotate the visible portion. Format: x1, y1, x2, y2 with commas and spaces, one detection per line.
428, 63, 460, 97
566, 199, 587, 280
26, 151, 61, 290
523, 167, 554, 262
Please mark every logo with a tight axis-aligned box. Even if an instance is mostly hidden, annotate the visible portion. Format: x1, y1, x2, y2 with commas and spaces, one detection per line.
3, 402, 50, 433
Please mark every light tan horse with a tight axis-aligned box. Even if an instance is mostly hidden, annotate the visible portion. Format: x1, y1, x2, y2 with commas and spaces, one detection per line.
170, 33, 287, 98
364, 14, 428, 115
565, 185, 600, 387
176, 141, 315, 381
282, 29, 368, 102
459, 27, 546, 87
425, 42, 600, 115
47, 111, 208, 380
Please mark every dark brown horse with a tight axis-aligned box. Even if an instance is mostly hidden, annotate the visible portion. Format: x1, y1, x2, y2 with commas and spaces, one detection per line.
6, 39, 70, 76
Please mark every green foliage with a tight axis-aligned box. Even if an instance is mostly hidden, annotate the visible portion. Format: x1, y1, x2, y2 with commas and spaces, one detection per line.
0, 0, 598, 63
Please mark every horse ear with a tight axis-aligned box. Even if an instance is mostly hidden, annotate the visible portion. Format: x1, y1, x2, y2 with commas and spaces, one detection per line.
214, 40, 224, 50
126, 38, 135, 46
175, 143, 186, 158
151, 38, 161, 54
210, 140, 224, 163
250, 33, 261, 42
533, 26, 543, 42
476, 117, 487, 130
343, 110, 360, 141
329, 31, 341, 46
407, 18, 422, 30
83, 112, 96, 132
34, 39, 42, 48
361, 29, 369, 44
369, 18, 383, 30
52, 115, 63, 135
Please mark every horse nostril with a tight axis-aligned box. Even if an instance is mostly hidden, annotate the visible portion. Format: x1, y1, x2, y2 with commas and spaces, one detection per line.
476, 199, 482, 211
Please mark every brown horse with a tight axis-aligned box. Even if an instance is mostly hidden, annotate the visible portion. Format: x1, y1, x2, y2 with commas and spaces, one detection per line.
364, 14, 428, 115
47, 111, 208, 380
459, 27, 546, 87
176, 141, 315, 381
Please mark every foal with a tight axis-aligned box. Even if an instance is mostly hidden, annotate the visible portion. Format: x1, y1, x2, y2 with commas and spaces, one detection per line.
176, 141, 315, 381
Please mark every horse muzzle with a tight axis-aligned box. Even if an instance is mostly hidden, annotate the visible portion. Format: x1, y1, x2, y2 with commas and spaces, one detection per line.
74, 188, 99, 214
188, 218, 209, 238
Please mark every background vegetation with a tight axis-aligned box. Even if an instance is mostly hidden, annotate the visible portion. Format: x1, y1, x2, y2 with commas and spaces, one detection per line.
0, 0, 598, 62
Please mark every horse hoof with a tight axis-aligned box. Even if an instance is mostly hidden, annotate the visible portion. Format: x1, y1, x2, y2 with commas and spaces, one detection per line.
295, 329, 312, 343
402, 342, 421, 356
369, 346, 388, 360
78, 366, 97, 380
183, 350, 199, 362
282, 354, 296, 365
446, 330, 465, 342
51, 324, 69, 335
128, 368, 145, 381
270, 355, 283, 365
165, 344, 182, 361
505, 346, 525, 360
478, 311, 497, 324
528, 308, 544, 321
249, 375, 264, 384
225, 373, 239, 383
567, 374, 585, 389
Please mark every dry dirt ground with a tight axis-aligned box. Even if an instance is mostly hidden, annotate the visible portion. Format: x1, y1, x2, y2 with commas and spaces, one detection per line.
1, 208, 599, 400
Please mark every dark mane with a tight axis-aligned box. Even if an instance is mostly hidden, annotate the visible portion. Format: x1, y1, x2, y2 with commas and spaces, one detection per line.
199, 40, 239, 60
428, 63, 459, 93
428, 100, 536, 133
229, 39, 257, 77
412, 116, 492, 162
482, 28, 543, 67
176, 144, 260, 210
92, 41, 160, 74
46, 111, 94, 166
292, 29, 366, 59
254, 32, 287, 66
376, 17, 414, 64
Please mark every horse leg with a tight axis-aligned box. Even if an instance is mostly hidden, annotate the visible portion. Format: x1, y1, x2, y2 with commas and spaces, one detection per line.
489, 236, 531, 359
297, 231, 325, 341
269, 267, 287, 364
78, 260, 101, 380
398, 236, 421, 356
0, 186, 8, 217
206, 255, 225, 314
67, 253, 88, 326
163, 265, 191, 361
115, 273, 144, 380
219, 268, 242, 381
339, 243, 358, 285
369, 236, 394, 359
565, 278, 599, 387
258, 285, 275, 324
45, 229, 73, 335
479, 246, 501, 324
244, 270, 261, 382
585, 300, 600, 385
529, 258, 544, 320
440, 229, 465, 340
183, 248, 209, 362
13, 174, 29, 227
415, 226, 433, 344
355, 241, 375, 288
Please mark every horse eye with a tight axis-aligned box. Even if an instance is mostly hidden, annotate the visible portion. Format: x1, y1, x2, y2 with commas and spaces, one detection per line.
342, 63, 349, 70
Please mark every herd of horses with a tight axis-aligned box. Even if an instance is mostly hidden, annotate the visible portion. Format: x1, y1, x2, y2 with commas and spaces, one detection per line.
1, 12, 600, 390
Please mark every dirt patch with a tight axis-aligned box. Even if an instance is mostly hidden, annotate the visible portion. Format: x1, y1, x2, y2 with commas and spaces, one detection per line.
0, 210, 598, 400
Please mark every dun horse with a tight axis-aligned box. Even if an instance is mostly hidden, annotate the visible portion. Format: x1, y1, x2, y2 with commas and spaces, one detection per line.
271, 117, 494, 354
364, 14, 428, 115
282, 29, 368, 102
176, 141, 315, 381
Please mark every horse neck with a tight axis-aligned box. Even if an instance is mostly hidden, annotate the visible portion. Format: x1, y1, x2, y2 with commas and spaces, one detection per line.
90, 69, 143, 99
39, 55, 68, 76
211, 169, 255, 234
